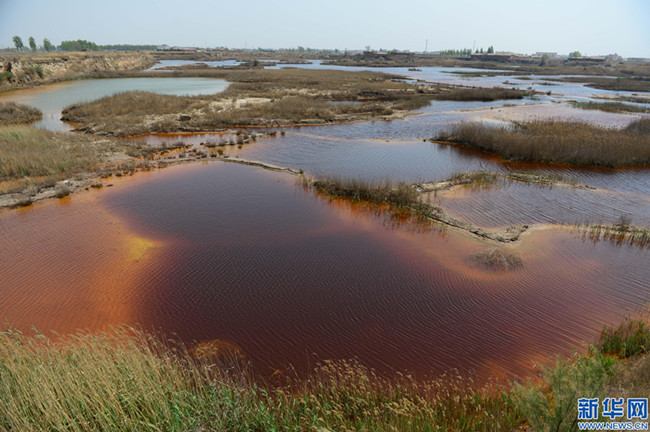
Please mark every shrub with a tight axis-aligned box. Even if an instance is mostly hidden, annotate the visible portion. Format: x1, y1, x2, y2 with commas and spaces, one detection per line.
513, 351, 616, 432
598, 319, 650, 359
55, 185, 71, 198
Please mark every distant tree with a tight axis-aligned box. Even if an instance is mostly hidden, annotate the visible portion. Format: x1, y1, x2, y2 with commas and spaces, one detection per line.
43, 38, 54, 52
487, 45, 494, 54
569, 50, 582, 58
480, 47, 484, 54
12, 35, 24, 51
441, 48, 472, 57
59, 39, 100, 51
540, 54, 549, 66
28, 36, 36, 51
100, 44, 157, 51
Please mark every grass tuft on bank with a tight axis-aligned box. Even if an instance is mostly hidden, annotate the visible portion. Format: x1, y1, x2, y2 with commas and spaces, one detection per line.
433, 86, 532, 101
571, 101, 649, 113
0, 102, 43, 126
0, 125, 161, 194
434, 118, 650, 167
311, 177, 419, 207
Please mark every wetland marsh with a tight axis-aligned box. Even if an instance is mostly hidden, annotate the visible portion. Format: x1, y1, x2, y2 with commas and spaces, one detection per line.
1, 62, 649, 383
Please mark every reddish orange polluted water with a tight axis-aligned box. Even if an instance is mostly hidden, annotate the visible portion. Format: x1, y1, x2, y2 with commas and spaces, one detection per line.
1, 162, 648, 382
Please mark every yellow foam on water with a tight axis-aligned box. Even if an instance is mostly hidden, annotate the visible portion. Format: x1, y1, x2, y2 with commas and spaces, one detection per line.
123, 235, 158, 262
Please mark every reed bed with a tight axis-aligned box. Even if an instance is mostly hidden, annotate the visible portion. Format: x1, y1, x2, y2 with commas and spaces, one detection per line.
1, 320, 648, 431
433, 86, 531, 101
0, 126, 102, 181
0, 102, 42, 125
61, 68, 435, 136
0, 327, 521, 432
435, 119, 650, 167
551, 76, 650, 92
0, 125, 161, 193
311, 176, 419, 207
575, 219, 650, 249
571, 101, 649, 113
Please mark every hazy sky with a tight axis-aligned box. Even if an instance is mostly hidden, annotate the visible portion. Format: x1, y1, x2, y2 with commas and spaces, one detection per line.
1, 0, 648, 56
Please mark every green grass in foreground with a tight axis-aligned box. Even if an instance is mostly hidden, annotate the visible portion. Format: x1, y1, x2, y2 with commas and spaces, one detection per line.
0, 327, 522, 432
0, 318, 648, 431
435, 118, 650, 167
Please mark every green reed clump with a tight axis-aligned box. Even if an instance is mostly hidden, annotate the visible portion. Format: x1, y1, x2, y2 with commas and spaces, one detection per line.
0, 327, 523, 432
435, 120, 650, 167
598, 318, 650, 359
576, 218, 650, 249
0, 102, 42, 126
2, 320, 649, 431
513, 350, 616, 432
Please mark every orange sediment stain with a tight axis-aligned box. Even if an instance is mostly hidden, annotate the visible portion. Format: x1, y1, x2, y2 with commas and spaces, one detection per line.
0, 192, 163, 335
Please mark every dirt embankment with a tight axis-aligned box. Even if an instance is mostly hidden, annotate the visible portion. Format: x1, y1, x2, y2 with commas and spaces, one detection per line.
0, 51, 155, 90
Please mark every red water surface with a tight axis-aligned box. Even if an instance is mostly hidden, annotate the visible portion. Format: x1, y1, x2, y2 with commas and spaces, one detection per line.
1, 162, 649, 382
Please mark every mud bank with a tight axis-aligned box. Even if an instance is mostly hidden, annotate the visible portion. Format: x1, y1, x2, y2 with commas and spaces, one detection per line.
0, 52, 155, 91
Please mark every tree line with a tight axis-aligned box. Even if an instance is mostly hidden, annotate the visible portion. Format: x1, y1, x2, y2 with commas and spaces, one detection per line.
11, 36, 155, 52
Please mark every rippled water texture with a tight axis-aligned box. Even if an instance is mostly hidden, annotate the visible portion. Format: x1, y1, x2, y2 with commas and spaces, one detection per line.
435, 179, 650, 229
1, 69, 649, 382
1, 163, 649, 381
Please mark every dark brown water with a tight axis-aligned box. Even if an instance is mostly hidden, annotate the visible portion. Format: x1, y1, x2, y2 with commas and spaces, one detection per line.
2, 162, 649, 381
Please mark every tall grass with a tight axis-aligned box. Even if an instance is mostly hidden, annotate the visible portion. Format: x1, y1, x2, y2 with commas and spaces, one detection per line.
0, 125, 162, 193
0, 126, 102, 180
1, 319, 648, 431
552, 76, 650, 92
433, 87, 531, 101
0, 102, 42, 125
61, 68, 436, 136
598, 319, 650, 358
0, 327, 522, 432
311, 177, 419, 207
435, 119, 650, 167
571, 101, 649, 113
